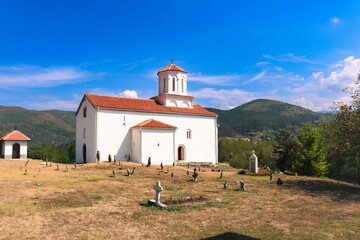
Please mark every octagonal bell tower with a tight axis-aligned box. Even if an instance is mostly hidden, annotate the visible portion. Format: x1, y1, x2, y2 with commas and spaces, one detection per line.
153, 60, 194, 109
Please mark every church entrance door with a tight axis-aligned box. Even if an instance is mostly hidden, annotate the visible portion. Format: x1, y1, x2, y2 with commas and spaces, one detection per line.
82, 144, 86, 163
12, 143, 20, 159
177, 145, 185, 161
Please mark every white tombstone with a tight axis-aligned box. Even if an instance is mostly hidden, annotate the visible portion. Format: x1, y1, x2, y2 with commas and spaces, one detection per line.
154, 181, 163, 204
148, 181, 167, 209
249, 150, 258, 173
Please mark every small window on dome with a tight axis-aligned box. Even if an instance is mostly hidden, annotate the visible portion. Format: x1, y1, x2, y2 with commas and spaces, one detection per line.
182, 79, 184, 92
163, 78, 166, 92
172, 77, 175, 91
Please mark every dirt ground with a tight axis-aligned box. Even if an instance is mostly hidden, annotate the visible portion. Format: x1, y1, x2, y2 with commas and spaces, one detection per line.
0, 159, 359, 240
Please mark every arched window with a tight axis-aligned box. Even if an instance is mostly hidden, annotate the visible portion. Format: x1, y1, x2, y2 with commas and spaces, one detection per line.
177, 145, 185, 160
172, 77, 175, 91
83, 107, 87, 118
83, 128, 86, 139
187, 129, 192, 139
163, 78, 166, 92
182, 79, 184, 92
12, 143, 20, 159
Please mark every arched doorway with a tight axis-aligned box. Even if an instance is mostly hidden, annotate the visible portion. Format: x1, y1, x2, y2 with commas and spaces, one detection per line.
82, 143, 86, 163
12, 143, 20, 159
177, 145, 185, 161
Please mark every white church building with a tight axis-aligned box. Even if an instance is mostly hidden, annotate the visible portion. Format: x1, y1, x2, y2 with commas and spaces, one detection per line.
75, 63, 218, 165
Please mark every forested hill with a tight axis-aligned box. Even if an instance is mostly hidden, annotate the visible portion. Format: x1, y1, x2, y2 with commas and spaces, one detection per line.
206, 99, 325, 138
0, 105, 76, 146
0, 99, 325, 145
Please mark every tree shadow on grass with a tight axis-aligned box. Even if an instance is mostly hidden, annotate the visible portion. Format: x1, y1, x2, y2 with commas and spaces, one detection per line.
200, 232, 260, 240
280, 178, 360, 202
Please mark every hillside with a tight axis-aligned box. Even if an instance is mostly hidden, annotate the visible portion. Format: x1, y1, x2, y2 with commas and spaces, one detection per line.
0, 99, 325, 146
0, 105, 76, 146
206, 99, 325, 138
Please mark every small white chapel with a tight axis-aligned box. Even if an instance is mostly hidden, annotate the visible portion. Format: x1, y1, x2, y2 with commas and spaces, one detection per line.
75, 62, 218, 165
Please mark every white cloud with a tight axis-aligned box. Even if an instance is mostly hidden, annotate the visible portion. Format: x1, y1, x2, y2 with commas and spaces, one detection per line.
312, 71, 324, 79
330, 17, 340, 23
256, 61, 270, 67
24, 100, 79, 110
319, 56, 360, 89
119, 90, 138, 98
0, 65, 100, 88
189, 88, 257, 109
263, 53, 320, 64
187, 73, 244, 85
245, 70, 266, 83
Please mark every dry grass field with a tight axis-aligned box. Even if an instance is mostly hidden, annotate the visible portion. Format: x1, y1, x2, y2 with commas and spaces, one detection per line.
0, 159, 359, 240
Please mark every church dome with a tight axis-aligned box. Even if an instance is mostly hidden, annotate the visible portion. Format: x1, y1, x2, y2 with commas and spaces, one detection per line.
157, 64, 188, 75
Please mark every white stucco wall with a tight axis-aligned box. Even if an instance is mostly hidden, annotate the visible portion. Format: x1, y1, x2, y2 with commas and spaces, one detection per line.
140, 129, 174, 165
77, 107, 217, 164
76, 99, 97, 163
2, 141, 28, 159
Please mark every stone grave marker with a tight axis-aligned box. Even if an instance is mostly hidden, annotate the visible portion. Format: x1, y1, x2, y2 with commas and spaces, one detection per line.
146, 157, 151, 167
249, 150, 258, 174
186, 170, 190, 176
126, 168, 131, 176
66, 164, 69, 172
277, 177, 283, 185
148, 181, 167, 209
131, 167, 136, 175
220, 170, 223, 179
56, 163, 60, 170
192, 169, 198, 181
38, 168, 41, 172
25, 160, 29, 166
160, 162, 163, 170
24, 169, 27, 175
224, 180, 228, 189
171, 172, 174, 178
114, 155, 117, 165
108, 154, 112, 163
113, 169, 116, 177
240, 181, 246, 191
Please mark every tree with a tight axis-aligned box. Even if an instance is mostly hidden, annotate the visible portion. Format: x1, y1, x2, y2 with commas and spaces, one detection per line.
273, 130, 299, 171
321, 75, 360, 184
293, 123, 328, 176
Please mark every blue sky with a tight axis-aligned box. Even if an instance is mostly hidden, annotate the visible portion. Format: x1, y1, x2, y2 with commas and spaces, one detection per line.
1, 0, 360, 111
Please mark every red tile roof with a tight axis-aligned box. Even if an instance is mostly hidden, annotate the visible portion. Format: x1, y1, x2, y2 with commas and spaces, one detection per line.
0, 130, 31, 141
131, 119, 177, 129
80, 94, 217, 116
157, 64, 188, 74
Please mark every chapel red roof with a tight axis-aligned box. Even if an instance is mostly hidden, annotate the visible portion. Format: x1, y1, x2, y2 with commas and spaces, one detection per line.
0, 130, 31, 141
157, 64, 188, 74
131, 119, 177, 129
79, 93, 217, 116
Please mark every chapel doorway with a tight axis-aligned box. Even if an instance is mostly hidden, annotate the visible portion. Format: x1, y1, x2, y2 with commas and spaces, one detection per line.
82, 143, 86, 163
12, 143, 20, 159
177, 145, 185, 161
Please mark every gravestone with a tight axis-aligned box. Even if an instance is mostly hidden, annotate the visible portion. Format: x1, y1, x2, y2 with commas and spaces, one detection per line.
270, 172, 273, 181
186, 170, 190, 176
74, 163, 77, 169
173, 162, 175, 167
128, 154, 131, 161
148, 181, 167, 209
158, 171, 161, 175
146, 157, 151, 167
25, 160, 29, 166
198, 166, 201, 172
240, 181, 246, 191
66, 164, 69, 172
56, 163, 60, 170
249, 150, 258, 174
24, 169, 27, 175
96, 150, 100, 163
160, 162, 163, 170
277, 177, 283, 185
108, 155, 112, 163
39, 168, 41, 172
220, 170, 223, 179
126, 168, 131, 176
131, 167, 136, 175
114, 155, 117, 165
167, 167, 170, 173
113, 169, 116, 177
224, 180, 228, 189
187, 163, 190, 169
171, 172, 174, 178
192, 169, 198, 181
